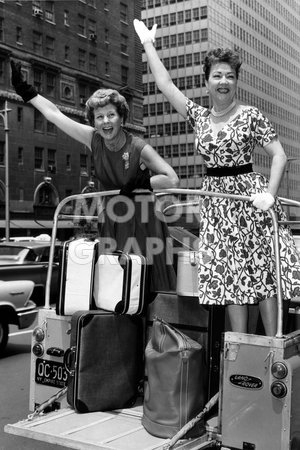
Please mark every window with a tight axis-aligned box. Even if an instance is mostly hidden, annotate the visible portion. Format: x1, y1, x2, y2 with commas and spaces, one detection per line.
193, 30, 200, 43
88, 19, 96, 38
64, 10, 69, 26
149, 104, 156, 116
170, 35, 177, 47
47, 148, 56, 171
34, 110, 44, 132
16, 26, 22, 44
46, 72, 55, 96
170, 13, 176, 25
17, 107, 23, 123
186, 54, 193, 66
120, 3, 128, 22
177, 11, 183, 24
78, 14, 86, 36
121, 65, 128, 85
193, 8, 199, 20
186, 32, 192, 45
66, 154, 71, 171
33, 31, 42, 54
105, 61, 110, 76
121, 34, 128, 54
89, 53, 97, 73
185, 10, 191, 22
178, 33, 184, 46
78, 49, 86, 70
44, 1, 54, 22
80, 153, 88, 174
45, 36, 55, 58
33, 69, 43, 92
64, 45, 70, 62
200, 6, 208, 19
163, 14, 169, 27
34, 147, 44, 170
201, 28, 208, 41
47, 121, 56, 134
163, 36, 169, 48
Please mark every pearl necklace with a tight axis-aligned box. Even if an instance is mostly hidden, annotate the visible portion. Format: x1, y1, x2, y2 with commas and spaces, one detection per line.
211, 100, 237, 117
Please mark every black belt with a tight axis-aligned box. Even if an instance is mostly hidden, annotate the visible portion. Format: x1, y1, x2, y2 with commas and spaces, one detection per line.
206, 163, 253, 177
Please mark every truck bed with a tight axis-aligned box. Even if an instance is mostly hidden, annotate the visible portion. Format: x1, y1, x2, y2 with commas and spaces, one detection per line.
4, 405, 218, 450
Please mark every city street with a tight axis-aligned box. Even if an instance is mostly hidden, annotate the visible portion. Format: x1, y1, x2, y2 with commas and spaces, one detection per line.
0, 319, 65, 450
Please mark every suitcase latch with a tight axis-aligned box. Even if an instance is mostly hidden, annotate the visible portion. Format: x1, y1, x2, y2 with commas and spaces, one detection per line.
224, 342, 239, 361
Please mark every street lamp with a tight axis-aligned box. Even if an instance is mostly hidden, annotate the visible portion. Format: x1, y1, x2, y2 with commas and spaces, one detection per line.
0, 101, 11, 241
286, 156, 300, 221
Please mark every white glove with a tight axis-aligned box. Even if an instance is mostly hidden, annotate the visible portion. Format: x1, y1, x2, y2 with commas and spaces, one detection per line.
250, 192, 275, 211
133, 19, 157, 45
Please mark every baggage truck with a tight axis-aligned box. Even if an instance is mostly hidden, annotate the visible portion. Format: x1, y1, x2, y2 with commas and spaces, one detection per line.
5, 190, 300, 450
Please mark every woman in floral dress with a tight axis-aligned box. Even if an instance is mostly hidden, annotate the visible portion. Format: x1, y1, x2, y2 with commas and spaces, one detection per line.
10, 61, 178, 298
134, 20, 300, 335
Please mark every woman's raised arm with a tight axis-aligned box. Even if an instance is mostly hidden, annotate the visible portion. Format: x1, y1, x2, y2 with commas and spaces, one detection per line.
134, 19, 187, 118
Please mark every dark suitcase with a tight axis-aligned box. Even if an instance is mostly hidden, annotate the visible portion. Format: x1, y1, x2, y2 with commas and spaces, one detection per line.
57, 238, 97, 315
92, 249, 147, 315
64, 310, 143, 413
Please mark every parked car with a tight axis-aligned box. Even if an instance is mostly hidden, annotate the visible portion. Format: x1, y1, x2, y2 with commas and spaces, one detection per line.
0, 240, 63, 306
0, 279, 37, 355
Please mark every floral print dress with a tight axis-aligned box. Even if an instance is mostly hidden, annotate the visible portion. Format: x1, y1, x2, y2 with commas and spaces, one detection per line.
186, 99, 300, 305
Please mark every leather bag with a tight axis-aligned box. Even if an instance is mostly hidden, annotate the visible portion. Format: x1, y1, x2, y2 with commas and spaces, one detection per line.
142, 317, 207, 438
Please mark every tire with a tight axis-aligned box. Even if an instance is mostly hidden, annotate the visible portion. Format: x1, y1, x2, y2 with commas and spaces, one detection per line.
0, 319, 9, 356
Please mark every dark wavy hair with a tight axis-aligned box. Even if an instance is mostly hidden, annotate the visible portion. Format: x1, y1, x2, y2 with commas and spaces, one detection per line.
203, 48, 242, 81
85, 89, 129, 126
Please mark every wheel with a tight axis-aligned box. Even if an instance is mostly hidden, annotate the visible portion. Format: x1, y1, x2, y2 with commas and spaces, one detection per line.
0, 319, 9, 356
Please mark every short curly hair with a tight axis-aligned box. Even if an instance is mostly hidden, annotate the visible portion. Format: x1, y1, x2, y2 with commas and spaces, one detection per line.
85, 89, 129, 126
203, 48, 242, 81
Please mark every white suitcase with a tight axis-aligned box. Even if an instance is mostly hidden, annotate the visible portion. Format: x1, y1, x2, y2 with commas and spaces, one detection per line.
176, 251, 198, 297
29, 308, 71, 412
57, 238, 97, 315
93, 250, 147, 315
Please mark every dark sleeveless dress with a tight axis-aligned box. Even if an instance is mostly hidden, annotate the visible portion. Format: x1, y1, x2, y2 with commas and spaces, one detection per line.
91, 130, 176, 294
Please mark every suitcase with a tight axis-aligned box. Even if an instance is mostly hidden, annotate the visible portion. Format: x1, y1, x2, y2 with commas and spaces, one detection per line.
64, 310, 143, 413
92, 250, 147, 315
57, 238, 97, 315
176, 251, 199, 297
29, 308, 71, 412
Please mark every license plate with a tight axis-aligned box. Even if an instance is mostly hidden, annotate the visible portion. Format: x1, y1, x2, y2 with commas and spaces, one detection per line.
35, 358, 68, 388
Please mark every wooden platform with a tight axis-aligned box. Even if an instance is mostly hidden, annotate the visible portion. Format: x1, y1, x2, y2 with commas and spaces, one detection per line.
4, 405, 218, 450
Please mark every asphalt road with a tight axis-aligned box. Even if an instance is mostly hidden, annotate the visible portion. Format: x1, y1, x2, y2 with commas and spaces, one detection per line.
0, 320, 65, 450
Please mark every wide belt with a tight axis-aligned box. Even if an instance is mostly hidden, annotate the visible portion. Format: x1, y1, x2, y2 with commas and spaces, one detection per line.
206, 163, 253, 177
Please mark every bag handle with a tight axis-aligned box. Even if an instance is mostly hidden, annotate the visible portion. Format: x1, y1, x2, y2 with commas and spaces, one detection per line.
63, 346, 76, 376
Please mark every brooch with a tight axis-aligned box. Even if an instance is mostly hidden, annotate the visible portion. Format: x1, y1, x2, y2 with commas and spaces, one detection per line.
122, 152, 130, 170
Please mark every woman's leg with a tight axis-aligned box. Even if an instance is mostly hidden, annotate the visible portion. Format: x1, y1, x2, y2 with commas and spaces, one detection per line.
259, 297, 277, 336
226, 304, 248, 333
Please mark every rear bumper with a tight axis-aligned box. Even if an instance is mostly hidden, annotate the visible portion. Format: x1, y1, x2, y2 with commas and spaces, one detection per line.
17, 301, 38, 329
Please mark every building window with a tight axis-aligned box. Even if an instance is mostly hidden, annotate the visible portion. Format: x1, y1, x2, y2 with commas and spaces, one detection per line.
64, 10, 69, 26
33, 69, 43, 92
80, 153, 88, 174
201, 28, 208, 41
18, 147, 24, 165
120, 3, 128, 23
16, 26, 22, 44
34, 147, 44, 170
200, 6, 208, 19
33, 31, 42, 54
66, 154, 71, 171
170, 12, 176, 25
193, 8, 199, 21
47, 148, 56, 172
78, 49, 86, 70
47, 121, 56, 134
17, 107, 23, 123
121, 65, 128, 85
193, 30, 200, 43
185, 10, 191, 23
64, 45, 70, 62
177, 11, 183, 24
45, 36, 55, 58
44, 1, 54, 22
163, 14, 169, 27
105, 61, 110, 77
89, 53, 97, 73
121, 34, 128, 54
34, 110, 44, 131
78, 14, 86, 36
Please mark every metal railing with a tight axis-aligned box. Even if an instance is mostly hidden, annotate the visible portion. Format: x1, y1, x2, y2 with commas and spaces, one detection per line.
44, 189, 300, 338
